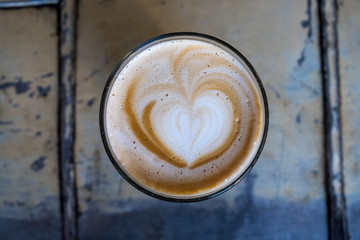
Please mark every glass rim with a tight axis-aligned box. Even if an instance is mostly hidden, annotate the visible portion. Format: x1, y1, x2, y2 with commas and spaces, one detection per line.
99, 32, 269, 202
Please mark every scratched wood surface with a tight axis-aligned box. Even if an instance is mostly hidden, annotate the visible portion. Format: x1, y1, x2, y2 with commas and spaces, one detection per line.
75, 0, 327, 239
338, 0, 360, 239
0, 7, 61, 240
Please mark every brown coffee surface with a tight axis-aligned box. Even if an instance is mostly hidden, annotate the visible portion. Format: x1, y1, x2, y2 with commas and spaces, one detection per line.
105, 38, 264, 197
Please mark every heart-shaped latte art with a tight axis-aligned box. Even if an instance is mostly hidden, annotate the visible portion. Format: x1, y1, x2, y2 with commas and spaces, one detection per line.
122, 45, 245, 169
152, 92, 236, 168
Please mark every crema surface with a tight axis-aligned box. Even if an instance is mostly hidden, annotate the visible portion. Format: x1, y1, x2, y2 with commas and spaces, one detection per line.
105, 38, 264, 197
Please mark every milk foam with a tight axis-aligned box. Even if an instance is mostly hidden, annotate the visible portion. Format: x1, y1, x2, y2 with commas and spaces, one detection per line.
105, 38, 264, 197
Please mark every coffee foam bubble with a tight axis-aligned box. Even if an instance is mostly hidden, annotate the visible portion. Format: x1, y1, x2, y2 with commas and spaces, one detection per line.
105, 39, 264, 197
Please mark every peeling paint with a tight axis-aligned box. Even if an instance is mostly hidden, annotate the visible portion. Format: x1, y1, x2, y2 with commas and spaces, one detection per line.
268, 85, 281, 99
301, 0, 313, 40
37, 85, 51, 98
0, 120, 14, 125
0, 77, 31, 94
87, 97, 96, 107
297, 0, 313, 67
35, 131, 42, 137
41, 72, 55, 79
30, 156, 47, 172
297, 49, 306, 66
296, 113, 302, 124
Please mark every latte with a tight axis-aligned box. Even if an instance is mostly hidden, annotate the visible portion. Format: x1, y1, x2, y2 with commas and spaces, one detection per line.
100, 33, 268, 201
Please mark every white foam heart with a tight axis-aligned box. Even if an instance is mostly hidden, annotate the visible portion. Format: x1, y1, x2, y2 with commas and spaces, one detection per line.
151, 93, 234, 167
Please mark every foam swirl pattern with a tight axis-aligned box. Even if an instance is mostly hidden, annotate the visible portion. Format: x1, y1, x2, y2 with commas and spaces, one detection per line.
105, 39, 264, 197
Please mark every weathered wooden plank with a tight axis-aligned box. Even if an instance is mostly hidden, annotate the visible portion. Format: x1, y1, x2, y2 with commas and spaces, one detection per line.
75, 0, 327, 239
0, 0, 58, 8
319, 0, 349, 239
338, 0, 360, 239
58, 0, 78, 239
0, 7, 61, 239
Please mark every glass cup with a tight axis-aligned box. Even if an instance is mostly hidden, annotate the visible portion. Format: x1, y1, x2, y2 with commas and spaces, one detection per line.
100, 32, 268, 202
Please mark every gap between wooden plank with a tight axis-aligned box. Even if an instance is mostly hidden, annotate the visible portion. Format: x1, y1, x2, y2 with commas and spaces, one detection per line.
318, 0, 349, 239
58, 0, 78, 239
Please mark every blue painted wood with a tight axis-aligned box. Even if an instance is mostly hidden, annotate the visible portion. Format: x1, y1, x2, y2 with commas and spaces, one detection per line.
78, 198, 327, 240
75, 0, 328, 239
338, 0, 360, 239
0, 0, 358, 239
0, 7, 61, 240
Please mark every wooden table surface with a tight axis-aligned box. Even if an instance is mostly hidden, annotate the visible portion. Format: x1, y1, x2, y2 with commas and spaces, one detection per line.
0, 0, 359, 239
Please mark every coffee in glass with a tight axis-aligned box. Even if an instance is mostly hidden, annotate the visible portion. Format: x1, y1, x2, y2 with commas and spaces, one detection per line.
100, 32, 268, 202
